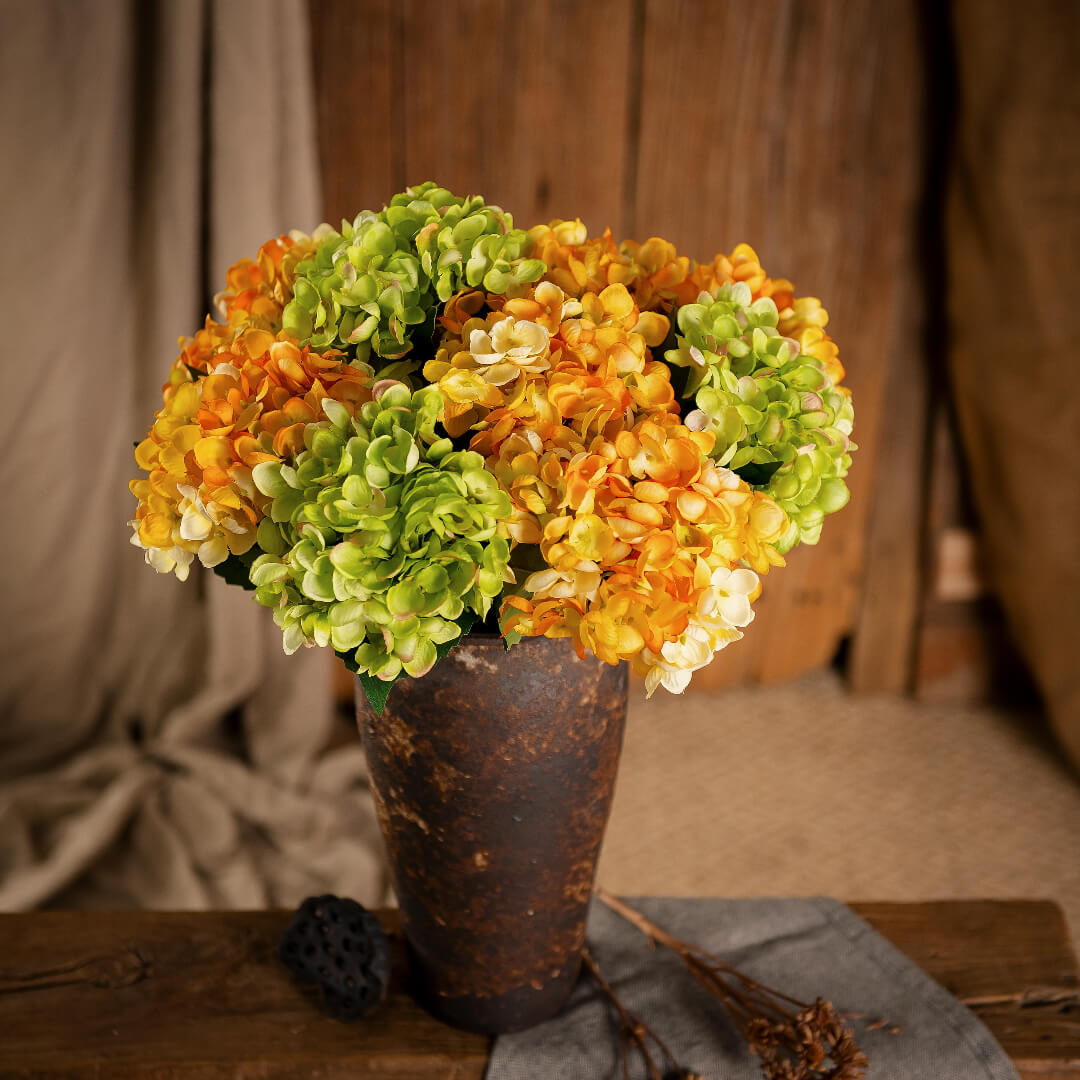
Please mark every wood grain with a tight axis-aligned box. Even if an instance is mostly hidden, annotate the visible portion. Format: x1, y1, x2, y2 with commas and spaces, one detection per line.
0, 910, 487, 1080
309, 0, 399, 223
847, 268, 927, 693
854, 901, 1080, 1080
632, 0, 923, 688
0, 902, 1076, 1078
313, 0, 635, 234
396, 0, 635, 237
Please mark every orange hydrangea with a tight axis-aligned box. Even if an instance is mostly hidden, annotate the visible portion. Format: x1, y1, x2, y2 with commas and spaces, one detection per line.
428, 281, 676, 442
213, 230, 322, 331
672, 242, 789, 308
130, 329, 374, 578
528, 220, 691, 313
498, 416, 788, 678
427, 259, 788, 691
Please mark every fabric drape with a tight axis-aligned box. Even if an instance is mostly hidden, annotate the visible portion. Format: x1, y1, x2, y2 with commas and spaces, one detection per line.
0, 0, 387, 910
947, 0, 1080, 769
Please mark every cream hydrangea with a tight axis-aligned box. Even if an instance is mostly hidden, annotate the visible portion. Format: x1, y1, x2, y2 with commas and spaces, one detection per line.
467, 316, 552, 385
136, 539, 196, 581
522, 564, 603, 604
640, 564, 760, 697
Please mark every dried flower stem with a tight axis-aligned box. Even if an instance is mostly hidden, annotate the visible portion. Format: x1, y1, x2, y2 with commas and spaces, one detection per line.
581, 947, 699, 1080
594, 888, 870, 1080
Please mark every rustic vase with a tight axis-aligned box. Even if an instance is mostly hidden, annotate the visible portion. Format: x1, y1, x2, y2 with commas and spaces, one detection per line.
355, 632, 628, 1034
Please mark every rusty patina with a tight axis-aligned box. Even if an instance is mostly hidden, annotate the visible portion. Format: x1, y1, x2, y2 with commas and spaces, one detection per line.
356, 632, 628, 1034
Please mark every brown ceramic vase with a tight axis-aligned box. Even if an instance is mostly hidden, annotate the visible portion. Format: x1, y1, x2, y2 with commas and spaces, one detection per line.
355, 632, 628, 1034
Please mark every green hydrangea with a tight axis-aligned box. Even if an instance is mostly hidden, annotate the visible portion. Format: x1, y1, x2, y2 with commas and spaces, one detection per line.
667, 282, 855, 551
410, 191, 545, 301
282, 182, 545, 371
249, 384, 513, 682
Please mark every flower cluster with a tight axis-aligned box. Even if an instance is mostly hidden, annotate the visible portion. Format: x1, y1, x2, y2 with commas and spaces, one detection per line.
129, 328, 375, 579
667, 254, 854, 549
492, 418, 786, 696
527, 220, 691, 311
419, 270, 791, 694
248, 384, 512, 681
282, 182, 545, 368
130, 184, 853, 700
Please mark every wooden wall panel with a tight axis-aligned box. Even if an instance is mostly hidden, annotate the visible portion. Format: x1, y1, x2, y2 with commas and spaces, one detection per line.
398, 0, 634, 236
846, 268, 927, 693
633, 0, 923, 687
314, 0, 635, 232
310, 0, 398, 224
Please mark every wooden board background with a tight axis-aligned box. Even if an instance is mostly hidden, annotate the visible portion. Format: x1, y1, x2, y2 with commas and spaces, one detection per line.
309, 0, 957, 695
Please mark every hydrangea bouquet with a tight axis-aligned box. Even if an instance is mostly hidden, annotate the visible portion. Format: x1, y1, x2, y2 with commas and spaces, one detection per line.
130, 183, 854, 711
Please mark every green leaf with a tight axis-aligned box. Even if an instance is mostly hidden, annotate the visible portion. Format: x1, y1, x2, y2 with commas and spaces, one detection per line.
355, 667, 395, 715
733, 459, 783, 487
210, 549, 259, 591
347, 609, 480, 716
184, 363, 204, 380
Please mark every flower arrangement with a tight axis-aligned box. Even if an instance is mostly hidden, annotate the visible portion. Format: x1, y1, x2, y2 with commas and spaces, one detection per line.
130, 183, 854, 710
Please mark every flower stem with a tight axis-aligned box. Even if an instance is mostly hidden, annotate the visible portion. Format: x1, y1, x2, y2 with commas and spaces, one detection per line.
582, 946, 697, 1080
593, 888, 871, 1080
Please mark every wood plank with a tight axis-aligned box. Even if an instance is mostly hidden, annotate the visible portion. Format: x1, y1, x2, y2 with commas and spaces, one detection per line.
847, 270, 927, 692
0, 902, 1076, 1078
854, 901, 1080, 1080
875, 394, 1039, 705
0, 910, 488, 1080
311, 0, 635, 242
397, 0, 635, 237
633, 0, 923, 688
309, 0, 399, 222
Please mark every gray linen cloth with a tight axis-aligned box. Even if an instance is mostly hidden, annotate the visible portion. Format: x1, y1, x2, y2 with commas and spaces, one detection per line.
487, 897, 1020, 1080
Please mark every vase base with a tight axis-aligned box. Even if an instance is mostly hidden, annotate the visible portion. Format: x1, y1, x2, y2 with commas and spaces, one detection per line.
408, 945, 581, 1034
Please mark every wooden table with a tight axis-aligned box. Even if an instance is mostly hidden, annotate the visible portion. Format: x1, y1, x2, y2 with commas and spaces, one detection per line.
0, 902, 1077, 1079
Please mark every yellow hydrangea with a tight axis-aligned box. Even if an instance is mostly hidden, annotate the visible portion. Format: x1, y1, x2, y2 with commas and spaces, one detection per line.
499, 415, 788, 689
430, 281, 677, 445
130, 331, 374, 577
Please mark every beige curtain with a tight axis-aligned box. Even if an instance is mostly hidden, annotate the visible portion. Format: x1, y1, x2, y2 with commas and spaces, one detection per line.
948, 0, 1080, 769
0, 0, 387, 909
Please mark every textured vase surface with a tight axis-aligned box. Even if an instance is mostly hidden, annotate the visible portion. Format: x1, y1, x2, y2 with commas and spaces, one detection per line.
356, 633, 628, 1033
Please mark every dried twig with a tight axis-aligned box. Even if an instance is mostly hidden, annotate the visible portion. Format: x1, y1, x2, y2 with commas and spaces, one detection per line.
582, 947, 703, 1080
595, 888, 871, 1080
